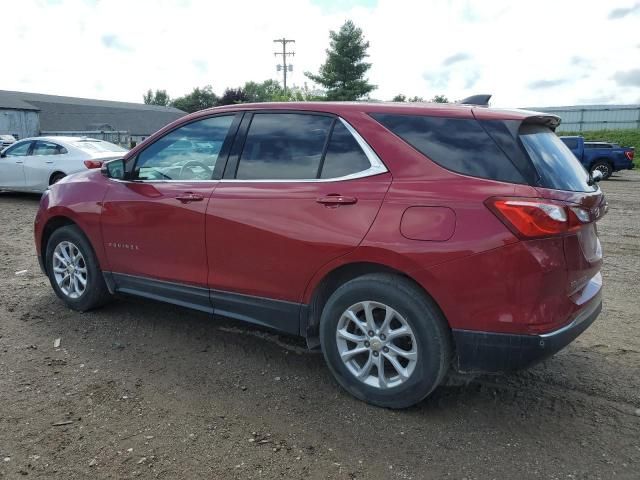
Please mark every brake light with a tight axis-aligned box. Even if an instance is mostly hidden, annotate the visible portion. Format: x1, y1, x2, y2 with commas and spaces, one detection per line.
625, 150, 634, 161
83, 160, 103, 169
486, 197, 590, 239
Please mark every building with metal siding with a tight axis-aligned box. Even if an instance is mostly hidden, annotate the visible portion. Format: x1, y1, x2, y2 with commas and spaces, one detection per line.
524, 104, 640, 132
0, 90, 186, 145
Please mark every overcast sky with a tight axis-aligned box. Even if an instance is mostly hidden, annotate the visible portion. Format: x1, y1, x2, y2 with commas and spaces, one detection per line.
6, 0, 640, 107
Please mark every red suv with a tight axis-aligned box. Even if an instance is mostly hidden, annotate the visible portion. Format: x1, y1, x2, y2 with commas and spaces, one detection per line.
34, 101, 606, 408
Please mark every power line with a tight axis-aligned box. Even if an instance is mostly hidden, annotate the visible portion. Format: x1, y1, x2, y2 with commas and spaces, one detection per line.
273, 38, 295, 96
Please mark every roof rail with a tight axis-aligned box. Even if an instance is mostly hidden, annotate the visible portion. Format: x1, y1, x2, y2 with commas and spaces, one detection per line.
458, 94, 492, 106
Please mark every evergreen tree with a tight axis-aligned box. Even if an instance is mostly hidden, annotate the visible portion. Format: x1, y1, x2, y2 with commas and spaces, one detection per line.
305, 20, 375, 101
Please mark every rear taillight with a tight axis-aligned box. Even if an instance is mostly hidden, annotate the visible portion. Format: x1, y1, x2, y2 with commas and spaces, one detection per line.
486, 197, 591, 239
625, 150, 634, 161
83, 160, 103, 169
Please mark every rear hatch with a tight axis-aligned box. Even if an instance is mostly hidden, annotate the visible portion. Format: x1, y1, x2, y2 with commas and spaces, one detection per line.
517, 123, 606, 296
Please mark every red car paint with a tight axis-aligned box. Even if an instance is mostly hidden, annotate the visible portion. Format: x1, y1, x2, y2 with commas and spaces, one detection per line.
34, 102, 604, 350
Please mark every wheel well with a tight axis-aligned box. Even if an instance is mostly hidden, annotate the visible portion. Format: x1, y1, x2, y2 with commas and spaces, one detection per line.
591, 158, 613, 169
49, 171, 65, 185
41, 216, 77, 273
304, 262, 446, 348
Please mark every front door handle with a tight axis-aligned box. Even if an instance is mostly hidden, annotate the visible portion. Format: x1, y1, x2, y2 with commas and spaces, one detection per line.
316, 194, 358, 206
175, 192, 204, 203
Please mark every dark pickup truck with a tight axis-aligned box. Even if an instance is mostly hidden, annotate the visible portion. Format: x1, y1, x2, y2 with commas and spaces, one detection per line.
560, 136, 635, 179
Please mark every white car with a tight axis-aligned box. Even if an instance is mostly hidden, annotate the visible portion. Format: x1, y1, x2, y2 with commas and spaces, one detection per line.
0, 136, 127, 193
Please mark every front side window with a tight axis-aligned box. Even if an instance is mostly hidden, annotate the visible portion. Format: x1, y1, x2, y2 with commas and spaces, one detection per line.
236, 113, 333, 180
3, 141, 32, 157
32, 141, 65, 156
134, 115, 234, 181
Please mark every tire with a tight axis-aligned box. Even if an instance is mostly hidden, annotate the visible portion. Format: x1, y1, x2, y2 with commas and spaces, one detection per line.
50, 172, 65, 185
590, 161, 612, 180
319, 273, 451, 408
45, 225, 111, 312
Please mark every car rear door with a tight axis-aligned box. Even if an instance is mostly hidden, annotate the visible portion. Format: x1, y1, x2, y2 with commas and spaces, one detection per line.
101, 114, 240, 309
205, 111, 391, 334
0, 140, 33, 189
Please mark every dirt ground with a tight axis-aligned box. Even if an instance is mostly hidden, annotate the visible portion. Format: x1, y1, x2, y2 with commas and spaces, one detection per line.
1, 172, 639, 480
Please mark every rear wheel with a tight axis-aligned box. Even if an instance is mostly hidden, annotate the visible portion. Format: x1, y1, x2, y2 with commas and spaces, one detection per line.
50, 172, 66, 185
319, 273, 451, 408
590, 161, 612, 180
45, 225, 111, 311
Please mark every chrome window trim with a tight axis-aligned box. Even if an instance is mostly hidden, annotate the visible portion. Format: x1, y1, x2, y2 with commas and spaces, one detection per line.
220, 117, 387, 183
121, 116, 388, 184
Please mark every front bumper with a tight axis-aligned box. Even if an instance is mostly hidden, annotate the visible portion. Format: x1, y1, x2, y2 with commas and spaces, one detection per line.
452, 292, 602, 374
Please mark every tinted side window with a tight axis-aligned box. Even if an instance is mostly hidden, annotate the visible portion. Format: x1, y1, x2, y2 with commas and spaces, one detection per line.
371, 114, 525, 183
236, 113, 333, 180
4, 141, 32, 157
135, 115, 234, 181
560, 137, 579, 149
320, 121, 371, 179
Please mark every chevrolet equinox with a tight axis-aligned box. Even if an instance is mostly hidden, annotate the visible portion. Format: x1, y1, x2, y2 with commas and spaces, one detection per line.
34, 100, 606, 408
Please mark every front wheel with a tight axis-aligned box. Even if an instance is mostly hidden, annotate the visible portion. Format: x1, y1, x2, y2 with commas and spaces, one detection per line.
319, 273, 451, 408
590, 161, 612, 180
45, 225, 111, 311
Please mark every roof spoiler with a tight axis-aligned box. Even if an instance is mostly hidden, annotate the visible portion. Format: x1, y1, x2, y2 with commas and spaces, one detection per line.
458, 94, 492, 106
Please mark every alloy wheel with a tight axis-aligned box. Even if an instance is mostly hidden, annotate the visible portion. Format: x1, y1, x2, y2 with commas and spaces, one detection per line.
336, 301, 418, 389
52, 241, 88, 299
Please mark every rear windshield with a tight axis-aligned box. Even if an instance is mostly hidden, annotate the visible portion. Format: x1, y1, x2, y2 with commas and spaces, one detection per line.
73, 140, 127, 153
371, 113, 526, 183
519, 125, 596, 192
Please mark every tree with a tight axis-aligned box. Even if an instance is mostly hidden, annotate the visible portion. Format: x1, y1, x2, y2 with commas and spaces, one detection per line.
430, 94, 449, 103
143, 89, 171, 106
408, 96, 425, 102
305, 20, 375, 101
171, 85, 218, 113
243, 80, 283, 102
392, 94, 406, 102
218, 87, 249, 106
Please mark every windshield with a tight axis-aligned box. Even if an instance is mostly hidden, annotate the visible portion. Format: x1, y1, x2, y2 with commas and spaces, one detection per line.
519, 125, 596, 192
73, 140, 127, 153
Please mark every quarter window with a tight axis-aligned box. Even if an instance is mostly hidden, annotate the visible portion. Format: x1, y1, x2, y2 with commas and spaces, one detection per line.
320, 121, 371, 179
134, 115, 234, 181
236, 113, 333, 180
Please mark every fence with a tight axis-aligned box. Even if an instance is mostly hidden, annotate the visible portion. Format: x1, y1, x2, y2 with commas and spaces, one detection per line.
41, 130, 130, 147
525, 105, 640, 132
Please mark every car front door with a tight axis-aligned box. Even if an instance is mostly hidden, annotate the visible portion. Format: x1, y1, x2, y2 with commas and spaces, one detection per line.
206, 112, 391, 334
101, 114, 239, 310
0, 140, 33, 189
24, 140, 65, 190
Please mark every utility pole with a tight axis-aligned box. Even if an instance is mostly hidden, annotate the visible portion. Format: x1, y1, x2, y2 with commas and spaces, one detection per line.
274, 38, 295, 95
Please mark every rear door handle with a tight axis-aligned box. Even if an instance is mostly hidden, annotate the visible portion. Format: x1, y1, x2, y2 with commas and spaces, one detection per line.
175, 192, 204, 203
316, 194, 358, 206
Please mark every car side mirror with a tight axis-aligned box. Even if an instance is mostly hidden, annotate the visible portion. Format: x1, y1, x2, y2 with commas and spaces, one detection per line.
101, 158, 126, 180
0, 152, 6, 158
592, 170, 603, 183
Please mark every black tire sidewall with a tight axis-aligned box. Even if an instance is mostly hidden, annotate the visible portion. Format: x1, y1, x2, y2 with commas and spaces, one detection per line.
45, 225, 107, 312
320, 275, 449, 408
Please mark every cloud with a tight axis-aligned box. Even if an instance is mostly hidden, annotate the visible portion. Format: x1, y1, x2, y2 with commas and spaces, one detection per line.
192, 60, 208, 74
570, 56, 591, 68
464, 70, 481, 89
608, 2, 640, 19
528, 78, 570, 89
423, 71, 450, 90
101, 34, 133, 52
612, 69, 640, 86
442, 52, 471, 66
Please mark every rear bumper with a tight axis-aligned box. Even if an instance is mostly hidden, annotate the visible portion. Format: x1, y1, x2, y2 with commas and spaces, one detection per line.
452, 291, 602, 374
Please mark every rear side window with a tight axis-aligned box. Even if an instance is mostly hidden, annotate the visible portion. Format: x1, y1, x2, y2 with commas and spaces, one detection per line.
320, 121, 371, 179
236, 113, 333, 180
519, 125, 596, 192
371, 114, 525, 183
